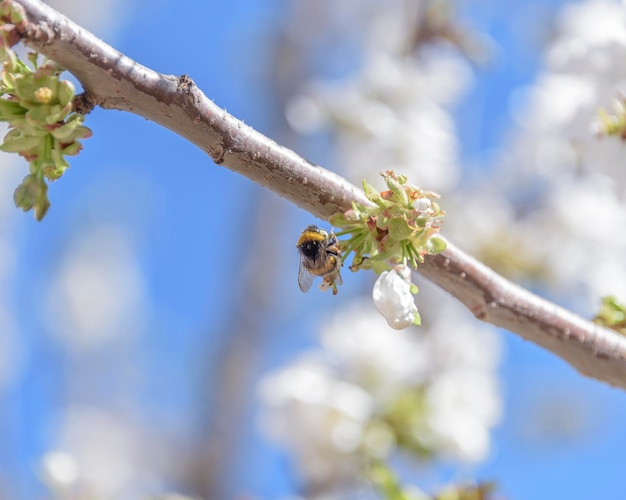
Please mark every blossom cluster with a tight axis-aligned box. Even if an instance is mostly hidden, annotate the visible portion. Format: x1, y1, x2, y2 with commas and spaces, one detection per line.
449, 0, 626, 314
259, 295, 502, 496
0, 1, 92, 220
331, 171, 446, 329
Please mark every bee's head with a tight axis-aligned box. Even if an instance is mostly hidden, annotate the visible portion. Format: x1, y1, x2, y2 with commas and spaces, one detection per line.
297, 226, 328, 257
298, 238, 321, 258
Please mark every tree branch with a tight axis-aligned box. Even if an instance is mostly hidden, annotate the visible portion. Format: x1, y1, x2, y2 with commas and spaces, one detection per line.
11, 0, 626, 389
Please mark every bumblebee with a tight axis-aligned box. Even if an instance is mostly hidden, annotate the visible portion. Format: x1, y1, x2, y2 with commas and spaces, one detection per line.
297, 225, 343, 295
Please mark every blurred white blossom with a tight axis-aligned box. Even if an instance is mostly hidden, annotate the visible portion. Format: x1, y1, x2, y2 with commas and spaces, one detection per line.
506, 0, 626, 183
285, 0, 471, 193
259, 295, 501, 489
258, 355, 373, 489
40, 451, 80, 497
44, 406, 163, 499
446, 0, 626, 315
42, 225, 148, 351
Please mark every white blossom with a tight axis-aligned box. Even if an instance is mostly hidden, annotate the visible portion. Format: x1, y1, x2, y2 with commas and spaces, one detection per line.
449, 0, 626, 314
372, 265, 418, 330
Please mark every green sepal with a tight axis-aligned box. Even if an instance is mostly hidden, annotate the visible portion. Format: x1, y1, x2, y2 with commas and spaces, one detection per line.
1, 68, 15, 90
388, 216, 413, 242
412, 311, 421, 326
363, 179, 381, 200
0, 129, 41, 152
51, 116, 91, 141
0, 98, 25, 119
363, 179, 390, 208
329, 211, 348, 227
57, 80, 75, 108
367, 260, 392, 274
26, 103, 70, 125
62, 141, 83, 156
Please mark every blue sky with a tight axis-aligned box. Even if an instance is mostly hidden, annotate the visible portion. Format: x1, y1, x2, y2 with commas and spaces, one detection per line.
2, 1, 625, 499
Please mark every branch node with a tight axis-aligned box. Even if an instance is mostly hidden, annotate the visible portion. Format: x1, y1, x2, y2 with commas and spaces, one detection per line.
72, 90, 96, 115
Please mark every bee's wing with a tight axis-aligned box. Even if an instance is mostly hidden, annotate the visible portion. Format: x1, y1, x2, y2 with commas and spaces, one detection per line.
334, 270, 343, 286
298, 257, 315, 292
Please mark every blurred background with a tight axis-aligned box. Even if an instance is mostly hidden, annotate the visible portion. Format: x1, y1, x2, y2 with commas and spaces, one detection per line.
1, 0, 626, 499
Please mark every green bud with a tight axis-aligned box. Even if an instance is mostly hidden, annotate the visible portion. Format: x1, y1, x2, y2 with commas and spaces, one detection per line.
13, 179, 34, 211
363, 179, 390, 208
0, 1, 25, 25
14, 173, 44, 208
33, 194, 50, 221
425, 236, 447, 254
7, 2, 25, 24
13, 172, 51, 221
384, 173, 409, 206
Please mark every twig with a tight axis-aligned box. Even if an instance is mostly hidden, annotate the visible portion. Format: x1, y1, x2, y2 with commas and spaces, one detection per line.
11, 0, 626, 389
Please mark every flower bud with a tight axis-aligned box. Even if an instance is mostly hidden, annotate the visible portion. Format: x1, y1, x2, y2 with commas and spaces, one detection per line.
372, 265, 419, 330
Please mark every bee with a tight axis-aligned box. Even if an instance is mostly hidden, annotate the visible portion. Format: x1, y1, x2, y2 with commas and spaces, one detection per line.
297, 225, 343, 295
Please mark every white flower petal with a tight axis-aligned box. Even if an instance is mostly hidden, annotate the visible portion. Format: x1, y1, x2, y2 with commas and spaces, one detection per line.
372, 265, 418, 330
